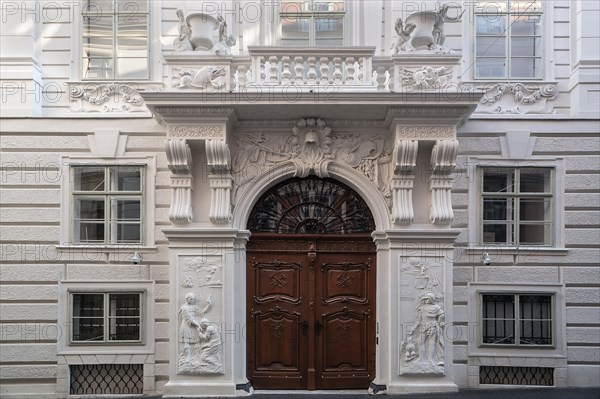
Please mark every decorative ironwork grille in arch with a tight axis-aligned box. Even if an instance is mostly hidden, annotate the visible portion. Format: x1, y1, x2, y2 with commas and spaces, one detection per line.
247, 177, 375, 234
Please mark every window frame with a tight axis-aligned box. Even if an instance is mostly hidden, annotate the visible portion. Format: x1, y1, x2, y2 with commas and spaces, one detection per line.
480, 292, 554, 348
479, 166, 553, 247
58, 281, 155, 354
70, 291, 144, 345
71, 164, 145, 245
466, 157, 566, 253
467, 283, 566, 359
472, 0, 544, 80
59, 155, 157, 249
277, 0, 348, 46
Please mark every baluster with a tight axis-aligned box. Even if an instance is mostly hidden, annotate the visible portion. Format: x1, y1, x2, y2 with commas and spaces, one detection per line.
388, 65, 395, 92
294, 56, 304, 84
376, 65, 387, 91
345, 57, 356, 85
269, 56, 279, 84
237, 64, 247, 89
358, 58, 364, 84
281, 56, 292, 84
332, 57, 343, 84
319, 57, 330, 84
307, 56, 317, 85
259, 57, 266, 83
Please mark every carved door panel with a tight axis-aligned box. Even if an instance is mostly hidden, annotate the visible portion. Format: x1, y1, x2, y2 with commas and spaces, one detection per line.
246, 250, 308, 389
314, 250, 376, 389
247, 236, 376, 390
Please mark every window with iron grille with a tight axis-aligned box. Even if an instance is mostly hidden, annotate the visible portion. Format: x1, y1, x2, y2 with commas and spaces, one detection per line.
70, 363, 143, 394
71, 292, 142, 343
480, 167, 553, 246
71, 165, 144, 245
481, 293, 553, 346
474, 0, 543, 79
279, 0, 346, 46
82, 0, 150, 79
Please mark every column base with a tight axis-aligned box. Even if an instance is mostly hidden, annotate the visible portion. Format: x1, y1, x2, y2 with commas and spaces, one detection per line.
163, 381, 237, 397
387, 380, 458, 394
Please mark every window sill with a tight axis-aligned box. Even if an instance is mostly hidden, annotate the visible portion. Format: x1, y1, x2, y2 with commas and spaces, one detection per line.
464, 247, 568, 256
57, 245, 157, 252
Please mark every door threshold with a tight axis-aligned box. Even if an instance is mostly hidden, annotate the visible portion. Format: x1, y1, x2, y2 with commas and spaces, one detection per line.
253, 390, 370, 395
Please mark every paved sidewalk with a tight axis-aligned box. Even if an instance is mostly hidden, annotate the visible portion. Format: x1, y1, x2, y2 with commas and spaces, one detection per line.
247, 387, 599, 399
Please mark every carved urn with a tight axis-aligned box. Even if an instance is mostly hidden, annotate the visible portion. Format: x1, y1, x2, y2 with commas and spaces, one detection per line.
404, 11, 437, 50
186, 13, 219, 51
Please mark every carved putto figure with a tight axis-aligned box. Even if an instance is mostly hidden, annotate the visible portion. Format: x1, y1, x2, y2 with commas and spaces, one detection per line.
178, 292, 223, 374
173, 9, 193, 51
393, 3, 464, 54
400, 66, 453, 89
392, 19, 417, 54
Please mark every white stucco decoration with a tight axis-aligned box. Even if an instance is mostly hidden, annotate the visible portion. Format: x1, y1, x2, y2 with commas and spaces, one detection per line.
429, 140, 458, 224
206, 140, 233, 223
477, 83, 558, 114
393, 4, 463, 54
400, 66, 453, 90
391, 140, 418, 224
176, 67, 226, 90
173, 10, 236, 56
165, 139, 194, 223
231, 118, 393, 206
178, 292, 224, 375
400, 258, 445, 375
68, 83, 159, 113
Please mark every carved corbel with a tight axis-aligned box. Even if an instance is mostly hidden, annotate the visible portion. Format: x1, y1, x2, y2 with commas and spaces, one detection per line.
206, 140, 233, 223
429, 140, 458, 224
166, 139, 194, 223
391, 140, 418, 224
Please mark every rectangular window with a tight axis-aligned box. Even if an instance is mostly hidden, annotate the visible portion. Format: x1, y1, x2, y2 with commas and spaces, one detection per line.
480, 167, 553, 246
82, 0, 150, 79
72, 165, 143, 244
482, 293, 552, 346
279, 0, 345, 46
71, 292, 142, 343
474, 0, 543, 79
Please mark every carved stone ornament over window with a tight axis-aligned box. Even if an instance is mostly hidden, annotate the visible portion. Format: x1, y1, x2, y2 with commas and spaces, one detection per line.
247, 177, 375, 234
399, 66, 453, 90
68, 83, 160, 113
477, 83, 559, 114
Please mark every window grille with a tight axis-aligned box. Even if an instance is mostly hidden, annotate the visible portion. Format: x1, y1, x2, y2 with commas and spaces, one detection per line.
70, 364, 143, 394
480, 365, 553, 386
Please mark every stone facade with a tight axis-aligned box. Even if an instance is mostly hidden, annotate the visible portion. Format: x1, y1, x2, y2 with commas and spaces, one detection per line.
0, 1, 598, 398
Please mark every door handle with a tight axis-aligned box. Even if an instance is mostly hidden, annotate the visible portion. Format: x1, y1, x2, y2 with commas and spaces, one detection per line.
314, 320, 323, 336
300, 320, 308, 336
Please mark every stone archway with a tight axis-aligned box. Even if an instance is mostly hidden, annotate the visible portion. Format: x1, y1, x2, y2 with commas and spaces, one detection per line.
245, 176, 377, 390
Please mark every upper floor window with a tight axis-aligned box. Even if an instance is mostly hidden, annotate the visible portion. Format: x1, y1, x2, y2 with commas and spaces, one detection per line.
72, 165, 143, 244
82, 0, 150, 79
279, 0, 345, 46
480, 167, 553, 246
474, 0, 543, 79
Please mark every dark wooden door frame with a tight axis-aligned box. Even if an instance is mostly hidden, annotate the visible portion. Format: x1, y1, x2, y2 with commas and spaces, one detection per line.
246, 234, 376, 390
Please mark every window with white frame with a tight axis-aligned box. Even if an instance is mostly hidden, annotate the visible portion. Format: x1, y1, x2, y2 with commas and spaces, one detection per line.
474, 0, 543, 79
81, 0, 150, 79
71, 165, 143, 244
71, 292, 143, 343
481, 293, 553, 346
480, 167, 553, 246
279, 0, 345, 46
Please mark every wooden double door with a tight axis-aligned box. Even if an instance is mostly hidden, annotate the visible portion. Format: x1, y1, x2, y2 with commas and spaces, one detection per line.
246, 234, 376, 390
